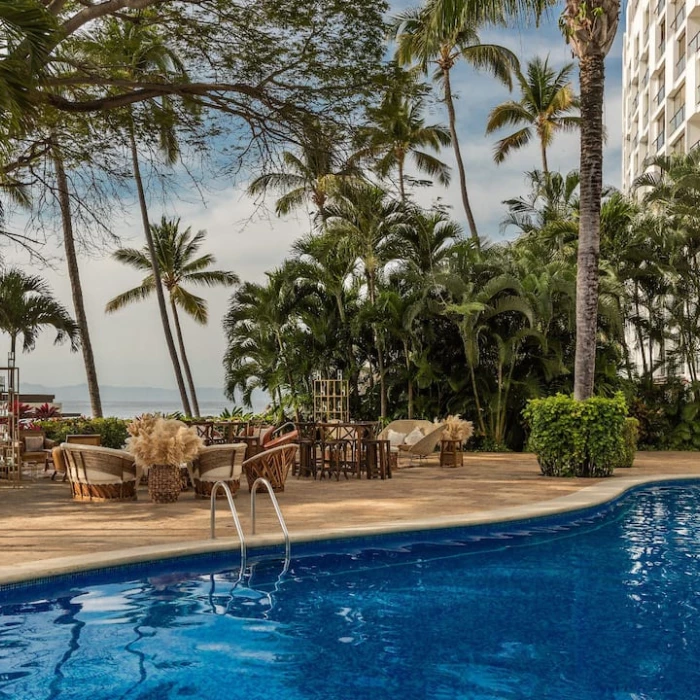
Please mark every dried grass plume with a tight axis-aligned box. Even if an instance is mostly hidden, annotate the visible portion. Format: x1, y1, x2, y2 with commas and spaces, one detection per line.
441, 415, 474, 442
126, 416, 203, 469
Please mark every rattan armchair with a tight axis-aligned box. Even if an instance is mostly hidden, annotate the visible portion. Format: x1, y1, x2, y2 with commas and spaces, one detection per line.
189, 443, 247, 498
60, 443, 138, 501
241, 444, 297, 493
50, 434, 102, 481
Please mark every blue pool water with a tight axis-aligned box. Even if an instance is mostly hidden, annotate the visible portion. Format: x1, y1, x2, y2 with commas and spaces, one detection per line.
2, 483, 700, 699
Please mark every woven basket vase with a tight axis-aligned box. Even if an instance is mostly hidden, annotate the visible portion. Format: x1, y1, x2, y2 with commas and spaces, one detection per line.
148, 464, 182, 503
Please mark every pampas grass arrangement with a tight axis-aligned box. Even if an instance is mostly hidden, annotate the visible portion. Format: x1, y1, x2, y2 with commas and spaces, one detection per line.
441, 415, 474, 443
126, 416, 203, 470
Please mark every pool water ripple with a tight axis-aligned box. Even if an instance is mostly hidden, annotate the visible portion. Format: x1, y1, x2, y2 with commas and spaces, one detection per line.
1, 484, 700, 699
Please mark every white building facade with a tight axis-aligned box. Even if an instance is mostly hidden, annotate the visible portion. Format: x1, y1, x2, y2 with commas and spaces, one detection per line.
622, 0, 700, 191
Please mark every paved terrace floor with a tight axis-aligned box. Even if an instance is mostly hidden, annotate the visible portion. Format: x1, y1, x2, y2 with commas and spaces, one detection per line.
1, 451, 699, 581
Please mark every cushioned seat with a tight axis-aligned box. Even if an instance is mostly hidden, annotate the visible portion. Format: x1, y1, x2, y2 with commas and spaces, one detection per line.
189, 443, 247, 498
60, 443, 138, 501
378, 420, 445, 465
19, 429, 54, 468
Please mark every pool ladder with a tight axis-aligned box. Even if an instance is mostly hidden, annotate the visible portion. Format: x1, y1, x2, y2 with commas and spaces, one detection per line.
209, 478, 291, 574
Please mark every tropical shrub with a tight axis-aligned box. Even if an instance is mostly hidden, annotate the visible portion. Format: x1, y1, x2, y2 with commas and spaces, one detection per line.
629, 379, 700, 450
33, 403, 61, 419
37, 417, 130, 449
613, 417, 639, 468
523, 393, 627, 477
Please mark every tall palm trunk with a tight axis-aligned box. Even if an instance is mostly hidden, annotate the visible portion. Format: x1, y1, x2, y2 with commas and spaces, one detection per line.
397, 155, 407, 202
128, 121, 192, 416
539, 133, 549, 174
566, 0, 619, 401
403, 339, 413, 419
573, 51, 605, 401
169, 299, 200, 417
366, 269, 387, 418
442, 64, 479, 242
52, 145, 103, 417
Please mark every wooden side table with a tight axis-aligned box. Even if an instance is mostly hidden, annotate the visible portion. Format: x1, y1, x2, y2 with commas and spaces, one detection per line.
440, 439, 464, 467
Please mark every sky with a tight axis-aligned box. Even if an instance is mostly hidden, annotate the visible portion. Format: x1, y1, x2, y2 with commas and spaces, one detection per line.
1, 4, 625, 394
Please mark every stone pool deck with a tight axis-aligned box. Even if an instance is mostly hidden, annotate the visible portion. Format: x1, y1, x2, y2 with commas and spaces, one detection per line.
0, 451, 698, 585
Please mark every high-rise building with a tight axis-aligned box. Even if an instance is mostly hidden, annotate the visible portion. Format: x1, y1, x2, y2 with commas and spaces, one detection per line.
622, 0, 700, 192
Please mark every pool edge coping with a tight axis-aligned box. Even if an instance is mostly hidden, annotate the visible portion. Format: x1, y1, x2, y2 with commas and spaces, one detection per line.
2, 471, 698, 586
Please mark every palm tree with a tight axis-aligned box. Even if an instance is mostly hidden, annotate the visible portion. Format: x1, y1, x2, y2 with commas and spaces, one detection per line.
324, 182, 409, 417
485, 56, 580, 173
223, 270, 304, 416
354, 73, 451, 202
51, 141, 104, 416
106, 217, 238, 417
0, 1, 55, 130
394, 7, 518, 241
93, 15, 194, 414
561, 0, 620, 400
247, 124, 359, 223
0, 269, 79, 356
400, 208, 462, 278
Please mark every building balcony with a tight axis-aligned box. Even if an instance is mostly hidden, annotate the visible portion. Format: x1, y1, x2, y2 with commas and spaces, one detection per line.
654, 84, 666, 106
655, 0, 666, 16
669, 104, 686, 132
671, 4, 686, 32
675, 54, 686, 80
653, 130, 666, 151
689, 29, 700, 53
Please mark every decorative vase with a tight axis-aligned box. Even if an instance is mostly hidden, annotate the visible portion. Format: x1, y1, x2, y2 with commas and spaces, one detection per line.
148, 464, 182, 503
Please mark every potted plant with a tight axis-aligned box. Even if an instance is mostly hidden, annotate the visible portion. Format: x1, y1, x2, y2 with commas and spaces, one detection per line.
440, 415, 474, 467
126, 415, 202, 502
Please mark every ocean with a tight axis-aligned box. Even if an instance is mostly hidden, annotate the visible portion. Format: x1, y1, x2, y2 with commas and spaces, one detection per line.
60, 400, 246, 419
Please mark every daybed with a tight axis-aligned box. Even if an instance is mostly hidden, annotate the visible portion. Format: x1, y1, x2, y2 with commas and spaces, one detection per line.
378, 420, 445, 465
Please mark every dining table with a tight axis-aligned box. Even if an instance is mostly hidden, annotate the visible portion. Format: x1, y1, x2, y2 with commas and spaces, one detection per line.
316, 421, 380, 479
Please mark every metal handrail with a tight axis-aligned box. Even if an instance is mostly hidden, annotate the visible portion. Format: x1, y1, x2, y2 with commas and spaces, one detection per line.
251, 477, 291, 570
210, 481, 247, 572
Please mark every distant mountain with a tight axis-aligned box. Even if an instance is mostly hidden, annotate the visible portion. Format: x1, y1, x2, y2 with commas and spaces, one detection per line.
21, 382, 268, 412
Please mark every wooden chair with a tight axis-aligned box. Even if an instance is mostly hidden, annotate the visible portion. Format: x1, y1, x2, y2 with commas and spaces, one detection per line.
19, 429, 54, 471
242, 444, 297, 493
60, 443, 138, 501
189, 443, 247, 498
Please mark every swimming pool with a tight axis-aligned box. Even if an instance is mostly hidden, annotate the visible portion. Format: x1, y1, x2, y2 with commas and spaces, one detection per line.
1, 482, 700, 699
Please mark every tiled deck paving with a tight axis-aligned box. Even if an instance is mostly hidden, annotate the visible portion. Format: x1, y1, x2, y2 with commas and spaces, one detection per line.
0, 451, 698, 583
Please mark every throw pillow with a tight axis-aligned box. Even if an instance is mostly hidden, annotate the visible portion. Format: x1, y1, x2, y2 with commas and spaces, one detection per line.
386, 429, 406, 447
24, 436, 45, 452
403, 427, 424, 446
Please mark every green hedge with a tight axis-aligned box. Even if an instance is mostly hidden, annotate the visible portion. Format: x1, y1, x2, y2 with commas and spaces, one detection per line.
523, 393, 628, 477
37, 417, 130, 450
613, 417, 639, 468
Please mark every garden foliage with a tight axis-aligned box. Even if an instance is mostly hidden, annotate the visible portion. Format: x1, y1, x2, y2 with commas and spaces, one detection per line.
614, 417, 639, 468
37, 417, 129, 450
523, 393, 628, 477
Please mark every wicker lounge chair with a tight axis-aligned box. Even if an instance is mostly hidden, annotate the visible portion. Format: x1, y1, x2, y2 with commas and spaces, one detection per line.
378, 420, 445, 466
61, 443, 138, 501
189, 443, 247, 498
242, 444, 297, 493
50, 434, 102, 481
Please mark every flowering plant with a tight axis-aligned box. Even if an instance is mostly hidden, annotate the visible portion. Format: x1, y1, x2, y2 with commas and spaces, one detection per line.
126, 415, 202, 469
441, 415, 474, 442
